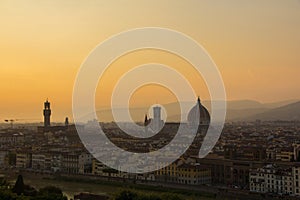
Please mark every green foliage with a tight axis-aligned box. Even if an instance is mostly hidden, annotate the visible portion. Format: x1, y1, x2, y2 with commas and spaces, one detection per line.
0, 188, 30, 200
23, 185, 37, 197
34, 186, 67, 200
13, 175, 25, 195
6, 175, 67, 200
38, 186, 63, 196
33, 193, 67, 200
12, 175, 38, 197
114, 190, 184, 200
0, 189, 16, 200
115, 190, 138, 200
0, 187, 67, 200
161, 193, 183, 200
0, 179, 8, 188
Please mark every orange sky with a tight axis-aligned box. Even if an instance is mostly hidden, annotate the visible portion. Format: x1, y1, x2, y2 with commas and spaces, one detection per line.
0, 0, 300, 122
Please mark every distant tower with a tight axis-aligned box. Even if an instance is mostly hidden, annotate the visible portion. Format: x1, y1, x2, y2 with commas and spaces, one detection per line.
65, 117, 69, 127
153, 106, 161, 122
43, 99, 51, 127
144, 114, 148, 125
153, 106, 163, 132
144, 114, 149, 133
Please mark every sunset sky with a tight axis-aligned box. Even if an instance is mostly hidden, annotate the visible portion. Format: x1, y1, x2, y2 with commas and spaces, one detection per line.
0, 0, 300, 122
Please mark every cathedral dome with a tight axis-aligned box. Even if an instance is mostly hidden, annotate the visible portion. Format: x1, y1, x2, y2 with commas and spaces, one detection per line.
187, 97, 210, 126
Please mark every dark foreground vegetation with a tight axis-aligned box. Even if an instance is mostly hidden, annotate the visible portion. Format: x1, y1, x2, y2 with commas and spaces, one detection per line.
114, 190, 184, 200
0, 175, 67, 200
0, 174, 213, 200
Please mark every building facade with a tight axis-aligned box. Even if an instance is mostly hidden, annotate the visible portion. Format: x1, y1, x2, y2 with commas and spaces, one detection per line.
250, 164, 300, 196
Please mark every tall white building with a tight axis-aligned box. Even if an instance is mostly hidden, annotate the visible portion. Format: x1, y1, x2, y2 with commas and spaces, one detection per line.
144, 106, 164, 133
293, 165, 300, 195
152, 106, 163, 132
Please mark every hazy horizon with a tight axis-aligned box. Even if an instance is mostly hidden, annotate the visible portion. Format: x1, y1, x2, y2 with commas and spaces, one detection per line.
1, 98, 299, 123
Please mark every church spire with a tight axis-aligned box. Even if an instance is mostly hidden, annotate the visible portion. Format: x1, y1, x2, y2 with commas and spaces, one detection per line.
144, 114, 148, 125
197, 96, 201, 104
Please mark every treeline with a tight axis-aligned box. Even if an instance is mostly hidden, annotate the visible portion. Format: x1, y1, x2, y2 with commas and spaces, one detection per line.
0, 175, 67, 200
115, 190, 184, 200
1, 175, 213, 200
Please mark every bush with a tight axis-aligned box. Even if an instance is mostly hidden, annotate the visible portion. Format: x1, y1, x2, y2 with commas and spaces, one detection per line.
9, 175, 67, 200
115, 190, 138, 200
35, 186, 67, 200
114, 190, 184, 200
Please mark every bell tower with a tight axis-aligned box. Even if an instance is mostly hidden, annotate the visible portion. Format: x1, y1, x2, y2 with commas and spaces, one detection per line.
43, 99, 51, 127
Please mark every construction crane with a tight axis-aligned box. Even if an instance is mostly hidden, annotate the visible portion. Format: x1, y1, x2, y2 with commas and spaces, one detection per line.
4, 119, 15, 129
4, 118, 39, 129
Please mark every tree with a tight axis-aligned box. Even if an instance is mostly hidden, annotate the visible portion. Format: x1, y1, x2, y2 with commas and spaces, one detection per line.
38, 186, 63, 195
12, 175, 24, 195
23, 184, 37, 196
115, 190, 183, 200
161, 194, 183, 200
115, 190, 138, 200
36, 186, 67, 200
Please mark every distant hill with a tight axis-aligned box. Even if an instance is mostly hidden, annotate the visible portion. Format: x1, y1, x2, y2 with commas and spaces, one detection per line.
243, 101, 300, 121
222, 99, 299, 121
93, 99, 299, 122
264, 99, 300, 109
226, 100, 265, 110
163, 100, 299, 122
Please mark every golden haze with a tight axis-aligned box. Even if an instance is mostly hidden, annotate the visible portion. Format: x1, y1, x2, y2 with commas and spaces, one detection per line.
0, 0, 300, 122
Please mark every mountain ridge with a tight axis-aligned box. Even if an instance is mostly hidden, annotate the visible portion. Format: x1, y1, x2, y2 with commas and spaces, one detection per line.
94, 99, 299, 122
